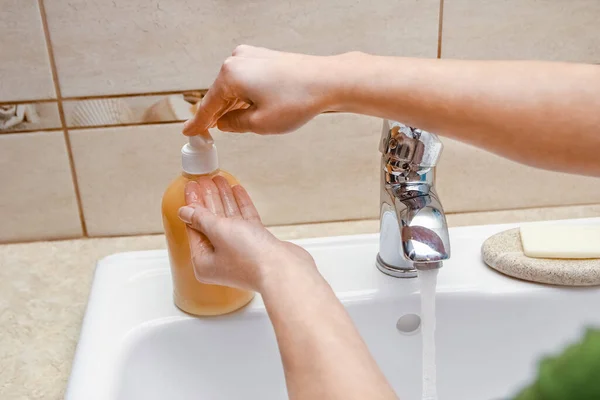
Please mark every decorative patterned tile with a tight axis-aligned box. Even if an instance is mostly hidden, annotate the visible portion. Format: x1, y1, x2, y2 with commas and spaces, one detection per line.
0, 102, 61, 133
63, 92, 201, 128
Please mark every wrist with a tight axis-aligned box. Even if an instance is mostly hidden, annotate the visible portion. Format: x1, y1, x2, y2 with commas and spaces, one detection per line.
319, 51, 372, 113
257, 258, 324, 300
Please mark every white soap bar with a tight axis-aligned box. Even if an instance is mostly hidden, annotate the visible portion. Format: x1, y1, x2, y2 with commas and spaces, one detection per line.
520, 224, 600, 259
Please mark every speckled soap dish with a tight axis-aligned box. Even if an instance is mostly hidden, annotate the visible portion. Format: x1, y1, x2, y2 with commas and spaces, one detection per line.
482, 228, 600, 286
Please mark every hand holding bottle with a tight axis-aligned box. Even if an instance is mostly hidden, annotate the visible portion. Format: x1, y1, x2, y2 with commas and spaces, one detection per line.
178, 176, 317, 292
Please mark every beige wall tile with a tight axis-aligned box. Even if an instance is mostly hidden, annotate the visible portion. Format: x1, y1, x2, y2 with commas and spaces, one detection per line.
0, 132, 82, 243
69, 124, 185, 236
269, 219, 380, 241
0, 0, 55, 101
436, 138, 600, 213
438, 1, 600, 211
219, 114, 381, 227
70, 115, 381, 236
447, 203, 600, 227
270, 203, 600, 239
45, 0, 439, 97
442, 0, 600, 61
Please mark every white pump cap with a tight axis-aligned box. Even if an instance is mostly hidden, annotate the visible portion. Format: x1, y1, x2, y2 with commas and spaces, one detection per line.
181, 134, 218, 175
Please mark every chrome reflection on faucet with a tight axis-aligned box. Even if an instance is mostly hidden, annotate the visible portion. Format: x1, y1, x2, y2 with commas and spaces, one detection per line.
376, 120, 450, 278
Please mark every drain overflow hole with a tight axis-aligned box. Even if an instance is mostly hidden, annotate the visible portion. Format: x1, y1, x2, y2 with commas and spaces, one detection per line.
396, 314, 421, 335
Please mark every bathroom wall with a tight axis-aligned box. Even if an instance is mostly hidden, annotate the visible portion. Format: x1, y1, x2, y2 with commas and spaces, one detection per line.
1, 0, 599, 243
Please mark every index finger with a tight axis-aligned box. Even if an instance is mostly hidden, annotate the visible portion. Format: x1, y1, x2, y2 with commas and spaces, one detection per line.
183, 80, 228, 136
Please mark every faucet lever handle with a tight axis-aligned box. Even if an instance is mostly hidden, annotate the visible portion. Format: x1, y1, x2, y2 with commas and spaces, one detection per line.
380, 120, 443, 171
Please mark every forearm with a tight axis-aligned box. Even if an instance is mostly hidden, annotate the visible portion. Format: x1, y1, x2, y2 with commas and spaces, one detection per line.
261, 264, 396, 400
329, 54, 600, 176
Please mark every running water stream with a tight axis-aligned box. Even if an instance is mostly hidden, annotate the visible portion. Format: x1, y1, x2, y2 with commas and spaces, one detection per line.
419, 268, 439, 400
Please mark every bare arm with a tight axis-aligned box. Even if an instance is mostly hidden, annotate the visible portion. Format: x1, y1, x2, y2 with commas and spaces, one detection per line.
183, 46, 600, 176
180, 177, 396, 399
261, 260, 396, 400
335, 55, 600, 176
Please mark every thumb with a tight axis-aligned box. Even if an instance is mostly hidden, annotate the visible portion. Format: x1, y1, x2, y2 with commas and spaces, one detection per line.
217, 107, 262, 133
178, 205, 222, 242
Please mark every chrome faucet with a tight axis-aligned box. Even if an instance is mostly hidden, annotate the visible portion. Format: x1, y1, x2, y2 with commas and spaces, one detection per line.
376, 120, 450, 278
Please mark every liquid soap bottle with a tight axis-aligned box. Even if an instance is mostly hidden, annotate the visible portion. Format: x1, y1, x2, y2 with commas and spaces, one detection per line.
161, 134, 255, 316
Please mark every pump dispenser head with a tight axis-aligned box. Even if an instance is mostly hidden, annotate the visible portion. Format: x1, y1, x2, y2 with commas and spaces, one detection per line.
181, 134, 218, 175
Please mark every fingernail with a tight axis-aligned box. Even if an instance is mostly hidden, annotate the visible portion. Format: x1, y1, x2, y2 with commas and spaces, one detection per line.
182, 119, 195, 135
185, 188, 198, 204
178, 206, 195, 223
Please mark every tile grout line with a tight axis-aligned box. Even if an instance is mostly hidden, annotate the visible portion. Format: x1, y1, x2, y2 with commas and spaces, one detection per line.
1, 120, 184, 135
0, 127, 64, 135
0, 98, 56, 106
37, 0, 88, 237
60, 89, 207, 102
437, 0, 444, 59
0, 89, 207, 107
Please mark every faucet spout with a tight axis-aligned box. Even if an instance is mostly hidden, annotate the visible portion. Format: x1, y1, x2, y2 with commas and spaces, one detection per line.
376, 121, 450, 278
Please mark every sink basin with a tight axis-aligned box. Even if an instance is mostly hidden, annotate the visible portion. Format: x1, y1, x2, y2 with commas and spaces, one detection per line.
66, 218, 600, 400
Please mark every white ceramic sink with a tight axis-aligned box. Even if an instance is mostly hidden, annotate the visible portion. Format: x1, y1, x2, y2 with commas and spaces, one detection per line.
66, 218, 600, 400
